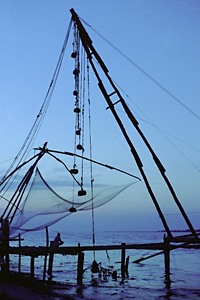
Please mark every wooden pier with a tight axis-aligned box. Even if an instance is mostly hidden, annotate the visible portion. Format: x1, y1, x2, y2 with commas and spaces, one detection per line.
1, 234, 200, 288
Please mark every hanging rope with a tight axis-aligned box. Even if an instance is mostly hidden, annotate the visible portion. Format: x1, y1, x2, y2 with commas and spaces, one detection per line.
71, 23, 82, 206
80, 17, 200, 122
1, 143, 47, 223
87, 58, 96, 258
80, 48, 86, 191
0, 18, 73, 196
72, 22, 80, 171
71, 25, 87, 198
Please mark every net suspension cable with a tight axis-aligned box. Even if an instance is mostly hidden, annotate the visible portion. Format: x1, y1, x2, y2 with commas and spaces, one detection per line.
71, 23, 96, 252
0, 152, 41, 221
0, 18, 73, 199
80, 16, 200, 122
70, 9, 172, 238
71, 23, 87, 208
1, 13, 141, 234
80, 46, 85, 193
72, 22, 81, 207
0, 143, 47, 224
87, 57, 96, 258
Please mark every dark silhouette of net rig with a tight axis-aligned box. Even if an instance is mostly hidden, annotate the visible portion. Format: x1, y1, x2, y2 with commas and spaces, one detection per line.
0, 8, 199, 289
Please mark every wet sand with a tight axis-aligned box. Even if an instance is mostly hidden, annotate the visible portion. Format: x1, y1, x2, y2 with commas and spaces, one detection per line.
0, 273, 74, 300
1, 272, 200, 300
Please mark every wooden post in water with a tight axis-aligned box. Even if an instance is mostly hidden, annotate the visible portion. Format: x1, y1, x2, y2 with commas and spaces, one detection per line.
77, 244, 84, 285
164, 234, 171, 288
18, 233, 21, 274
125, 256, 129, 277
43, 226, 49, 280
5, 221, 9, 275
48, 253, 54, 277
1, 219, 10, 276
121, 243, 126, 278
30, 256, 35, 278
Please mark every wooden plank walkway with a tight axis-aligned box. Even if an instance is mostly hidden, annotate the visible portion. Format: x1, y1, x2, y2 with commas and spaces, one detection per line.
4, 242, 165, 256
0, 236, 200, 288
1, 238, 200, 257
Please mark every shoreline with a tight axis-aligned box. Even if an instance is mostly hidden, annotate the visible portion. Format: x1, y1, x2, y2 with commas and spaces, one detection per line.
1, 270, 200, 300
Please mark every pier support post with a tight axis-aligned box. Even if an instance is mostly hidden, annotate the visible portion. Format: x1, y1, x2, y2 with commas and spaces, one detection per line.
30, 256, 35, 278
43, 226, 49, 280
125, 255, 129, 277
1, 219, 10, 277
48, 253, 54, 276
164, 234, 171, 288
121, 243, 126, 278
5, 222, 9, 276
18, 233, 21, 274
77, 251, 84, 285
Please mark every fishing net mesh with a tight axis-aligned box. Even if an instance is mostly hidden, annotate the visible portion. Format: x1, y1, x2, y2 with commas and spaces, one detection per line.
10, 168, 136, 236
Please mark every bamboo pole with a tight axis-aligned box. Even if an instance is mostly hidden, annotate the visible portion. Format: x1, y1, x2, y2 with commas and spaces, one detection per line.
133, 251, 163, 263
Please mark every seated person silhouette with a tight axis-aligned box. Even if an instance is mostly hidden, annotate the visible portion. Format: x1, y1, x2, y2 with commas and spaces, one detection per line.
51, 233, 64, 247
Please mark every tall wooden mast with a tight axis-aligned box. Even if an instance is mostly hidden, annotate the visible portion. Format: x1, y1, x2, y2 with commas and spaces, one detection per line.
70, 8, 198, 239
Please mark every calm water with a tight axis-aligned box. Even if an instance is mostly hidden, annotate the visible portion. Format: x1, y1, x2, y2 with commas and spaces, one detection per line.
10, 231, 200, 299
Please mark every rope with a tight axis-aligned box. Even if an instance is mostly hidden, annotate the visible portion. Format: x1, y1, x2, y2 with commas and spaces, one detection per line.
80, 17, 200, 122
0, 18, 73, 194
72, 23, 81, 203
72, 22, 78, 171
112, 78, 200, 173
2, 144, 47, 223
87, 58, 96, 259
46, 152, 81, 187
80, 49, 86, 189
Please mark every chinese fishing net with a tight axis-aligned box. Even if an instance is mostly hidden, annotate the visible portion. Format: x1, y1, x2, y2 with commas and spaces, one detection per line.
10, 168, 137, 236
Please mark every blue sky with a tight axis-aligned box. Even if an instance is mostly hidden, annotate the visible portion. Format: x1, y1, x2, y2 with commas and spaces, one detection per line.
0, 0, 200, 233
